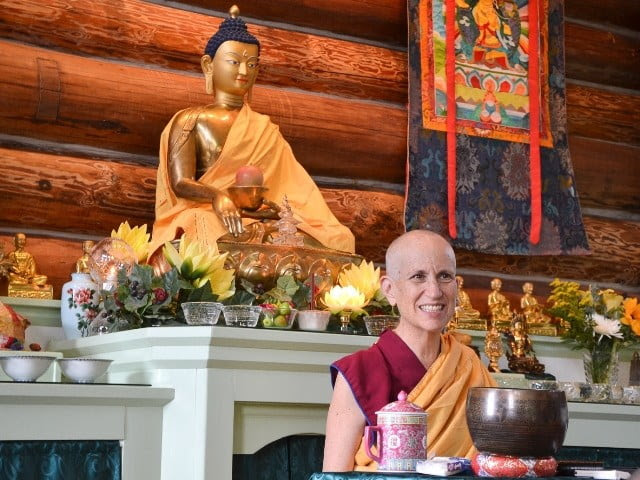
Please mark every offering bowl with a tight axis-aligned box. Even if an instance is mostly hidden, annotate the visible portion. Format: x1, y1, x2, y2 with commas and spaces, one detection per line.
466, 387, 568, 458
58, 358, 113, 383
227, 186, 267, 211
0, 355, 57, 382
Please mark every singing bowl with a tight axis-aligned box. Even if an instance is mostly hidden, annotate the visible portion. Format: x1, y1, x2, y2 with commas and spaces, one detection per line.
466, 387, 568, 458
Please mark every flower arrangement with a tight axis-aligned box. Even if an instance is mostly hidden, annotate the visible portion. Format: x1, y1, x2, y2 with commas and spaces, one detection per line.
91, 222, 396, 335
547, 279, 640, 384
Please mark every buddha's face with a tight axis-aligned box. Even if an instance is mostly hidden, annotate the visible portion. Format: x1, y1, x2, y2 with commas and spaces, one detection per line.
14, 234, 26, 248
208, 40, 259, 97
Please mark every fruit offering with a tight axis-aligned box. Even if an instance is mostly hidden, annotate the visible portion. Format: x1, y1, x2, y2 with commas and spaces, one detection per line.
260, 301, 296, 329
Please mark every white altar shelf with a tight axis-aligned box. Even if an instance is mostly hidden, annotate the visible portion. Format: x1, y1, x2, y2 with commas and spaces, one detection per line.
49, 325, 640, 480
0, 382, 174, 480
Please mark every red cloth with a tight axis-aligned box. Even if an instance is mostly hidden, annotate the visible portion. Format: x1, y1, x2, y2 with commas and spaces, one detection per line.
331, 330, 426, 426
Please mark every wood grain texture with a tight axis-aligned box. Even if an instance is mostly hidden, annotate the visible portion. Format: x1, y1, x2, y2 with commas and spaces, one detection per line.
569, 136, 640, 213
1, 150, 638, 291
0, 0, 407, 103
2, 40, 638, 199
0, 40, 406, 185
0, 0, 636, 103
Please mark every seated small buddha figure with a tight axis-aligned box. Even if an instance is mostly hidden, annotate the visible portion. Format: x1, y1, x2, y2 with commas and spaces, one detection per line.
7, 233, 53, 299
75, 240, 95, 274
454, 275, 487, 330
487, 277, 512, 331
520, 282, 557, 336
505, 317, 545, 375
149, 5, 355, 257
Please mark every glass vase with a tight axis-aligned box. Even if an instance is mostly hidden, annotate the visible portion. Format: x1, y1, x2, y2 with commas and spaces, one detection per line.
583, 347, 619, 385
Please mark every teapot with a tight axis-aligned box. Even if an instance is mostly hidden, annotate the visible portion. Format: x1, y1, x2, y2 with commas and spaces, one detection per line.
364, 390, 428, 472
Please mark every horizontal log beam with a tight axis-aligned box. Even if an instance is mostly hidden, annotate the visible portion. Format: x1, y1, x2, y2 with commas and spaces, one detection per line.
1, 149, 638, 290
1, 0, 636, 102
0, 0, 406, 104
0, 40, 406, 185
2, 41, 638, 205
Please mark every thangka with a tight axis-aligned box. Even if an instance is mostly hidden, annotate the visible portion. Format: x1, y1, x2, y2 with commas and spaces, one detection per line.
405, 0, 590, 255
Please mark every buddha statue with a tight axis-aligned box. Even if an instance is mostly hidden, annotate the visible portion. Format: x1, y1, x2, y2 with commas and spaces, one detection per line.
505, 316, 545, 375
520, 282, 557, 336
484, 319, 504, 373
487, 277, 513, 332
149, 5, 355, 260
6, 233, 53, 299
454, 275, 487, 330
75, 240, 95, 274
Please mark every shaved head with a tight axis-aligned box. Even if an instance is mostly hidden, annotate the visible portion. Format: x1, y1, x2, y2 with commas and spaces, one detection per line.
385, 230, 455, 279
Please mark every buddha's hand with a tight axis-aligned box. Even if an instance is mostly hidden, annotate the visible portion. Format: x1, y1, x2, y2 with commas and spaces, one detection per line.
241, 199, 281, 220
213, 193, 244, 237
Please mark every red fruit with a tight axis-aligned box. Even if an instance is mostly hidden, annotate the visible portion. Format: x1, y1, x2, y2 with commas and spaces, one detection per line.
235, 166, 264, 186
29, 343, 42, 352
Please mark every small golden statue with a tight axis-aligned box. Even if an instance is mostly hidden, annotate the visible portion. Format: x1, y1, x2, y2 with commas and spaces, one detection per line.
520, 282, 557, 336
505, 315, 545, 375
484, 319, 504, 373
487, 277, 513, 331
454, 275, 487, 330
75, 240, 96, 274
6, 233, 53, 300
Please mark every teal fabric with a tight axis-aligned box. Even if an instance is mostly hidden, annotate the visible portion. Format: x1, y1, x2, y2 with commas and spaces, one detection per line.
0, 441, 121, 480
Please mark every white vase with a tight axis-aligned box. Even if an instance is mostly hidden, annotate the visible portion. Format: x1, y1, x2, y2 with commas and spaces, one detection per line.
60, 273, 101, 339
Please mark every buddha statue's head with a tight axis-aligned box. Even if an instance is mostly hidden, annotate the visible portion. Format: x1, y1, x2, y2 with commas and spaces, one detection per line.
14, 232, 26, 249
201, 5, 261, 98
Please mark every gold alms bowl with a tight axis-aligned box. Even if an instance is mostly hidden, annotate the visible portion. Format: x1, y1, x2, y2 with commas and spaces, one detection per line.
227, 186, 268, 211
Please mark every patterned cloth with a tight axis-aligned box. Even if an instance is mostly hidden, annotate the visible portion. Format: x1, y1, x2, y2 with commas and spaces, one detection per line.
406, 0, 590, 255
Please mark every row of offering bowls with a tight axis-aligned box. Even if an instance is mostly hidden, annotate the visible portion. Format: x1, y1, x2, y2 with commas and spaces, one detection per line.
0, 355, 112, 383
182, 302, 401, 334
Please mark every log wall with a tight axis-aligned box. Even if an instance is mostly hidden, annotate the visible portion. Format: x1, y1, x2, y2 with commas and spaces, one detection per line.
0, 0, 638, 312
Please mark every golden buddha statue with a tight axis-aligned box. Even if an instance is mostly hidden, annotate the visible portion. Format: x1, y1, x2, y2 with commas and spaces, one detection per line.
487, 277, 513, 332
149, 5, 355, 260
75, 240, 95, 274
520, 282, 557, 336
6, 233, 53, 299
454, 275, 487, 330
505, 316, 545, 375
484, 319, 503, 373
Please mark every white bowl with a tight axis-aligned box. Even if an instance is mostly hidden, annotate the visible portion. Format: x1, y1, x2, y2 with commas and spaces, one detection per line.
297, 310, 331, 331
0, 355, 57, 382
58, 358, 113, 383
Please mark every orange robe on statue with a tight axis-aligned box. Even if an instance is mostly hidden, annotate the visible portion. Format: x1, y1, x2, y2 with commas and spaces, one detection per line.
351, 333, 495, 470
151, 104, 355, 255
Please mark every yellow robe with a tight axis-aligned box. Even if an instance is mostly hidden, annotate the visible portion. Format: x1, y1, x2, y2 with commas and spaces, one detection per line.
354, 333, 496, 470
151, 104, 355, 255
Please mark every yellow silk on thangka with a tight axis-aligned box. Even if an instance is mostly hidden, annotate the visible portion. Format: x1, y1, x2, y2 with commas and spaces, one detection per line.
151, 104, 355, 255
353, 333, 496, 471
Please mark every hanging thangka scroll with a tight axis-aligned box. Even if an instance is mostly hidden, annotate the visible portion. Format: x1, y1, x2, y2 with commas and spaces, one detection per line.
405, 0, 590, 255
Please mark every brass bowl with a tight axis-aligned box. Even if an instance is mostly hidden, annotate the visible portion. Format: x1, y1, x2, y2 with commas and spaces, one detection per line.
227, 186, 267, 211
466, 387, 568, 458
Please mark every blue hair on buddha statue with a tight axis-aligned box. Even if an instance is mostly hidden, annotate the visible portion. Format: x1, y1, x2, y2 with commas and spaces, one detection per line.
205, 5, 260, 57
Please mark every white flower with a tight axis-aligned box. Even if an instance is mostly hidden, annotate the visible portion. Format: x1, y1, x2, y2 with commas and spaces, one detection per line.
592, 313, 624, 342
323, 285, 367, 315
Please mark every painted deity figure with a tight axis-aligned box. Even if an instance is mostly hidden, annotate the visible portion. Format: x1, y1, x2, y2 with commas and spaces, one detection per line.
487, 277, 512, 330
150, 6, 354, 256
